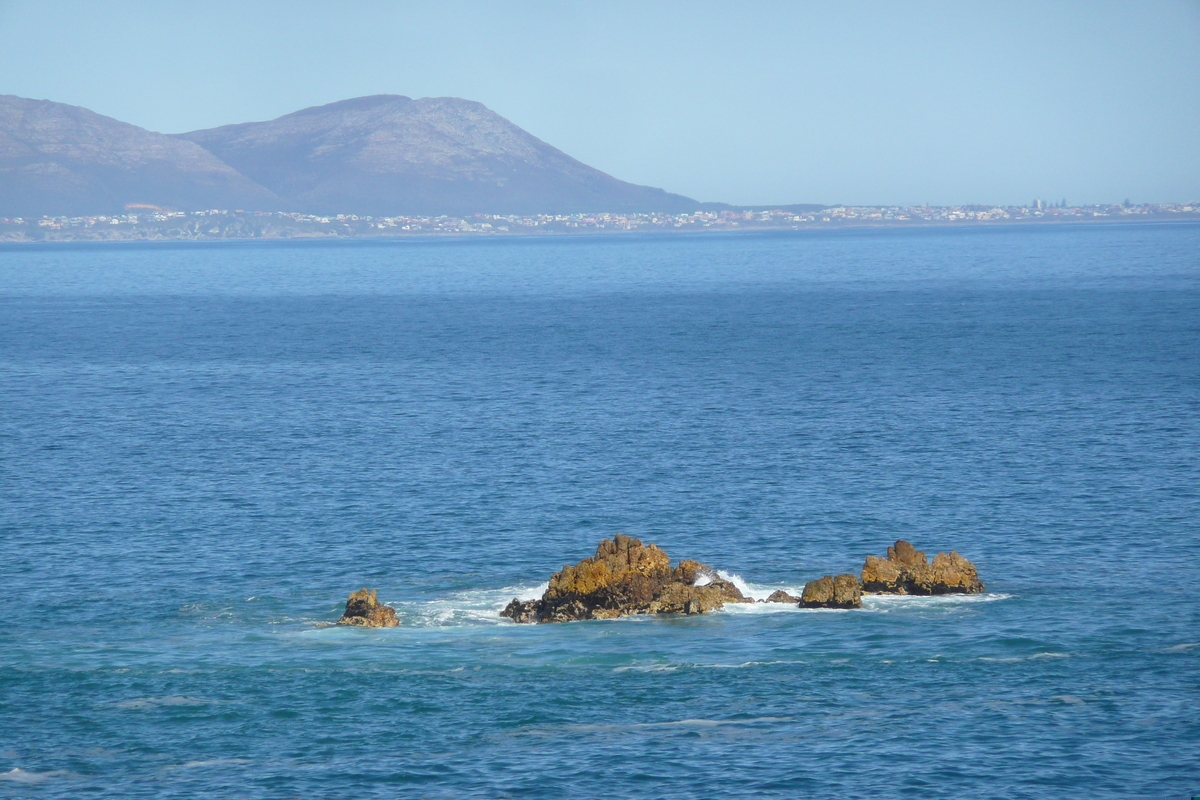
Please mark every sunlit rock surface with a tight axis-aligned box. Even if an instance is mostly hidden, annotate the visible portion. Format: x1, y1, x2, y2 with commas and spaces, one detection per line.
799, 574, 863, 609
501, 534, 749, 623
336, 588, 399, 627
860, 540, 984, 595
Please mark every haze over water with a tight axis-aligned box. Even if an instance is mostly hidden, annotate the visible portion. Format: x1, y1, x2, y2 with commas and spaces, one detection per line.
1, 223, 1198, 798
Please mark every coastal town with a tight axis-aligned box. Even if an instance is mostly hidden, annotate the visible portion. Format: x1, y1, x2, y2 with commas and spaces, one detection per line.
2, 201, 1197, 242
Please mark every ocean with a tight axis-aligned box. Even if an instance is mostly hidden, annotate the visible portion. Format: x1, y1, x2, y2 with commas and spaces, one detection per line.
1, 224, 1197, 799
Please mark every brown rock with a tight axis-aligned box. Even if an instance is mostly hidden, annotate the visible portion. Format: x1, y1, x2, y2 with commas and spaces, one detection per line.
764, 589, 800, 604
542, 533, 672, 613
799, 574, 863, 609
501, 535, 749, 623
673, 559, 707, 585
336, 588, 399, 627
922, 550, 985, 594
860, 540, 984, 595
861, 554, 904, 593
499, 598, 540, 624
648, 576, 749, 615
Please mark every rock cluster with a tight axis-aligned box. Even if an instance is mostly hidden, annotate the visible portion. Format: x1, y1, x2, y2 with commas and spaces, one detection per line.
336, 588, 399, 627
496, 536, 985, 623
860, 540, 984, 595
501, 534, 750, 623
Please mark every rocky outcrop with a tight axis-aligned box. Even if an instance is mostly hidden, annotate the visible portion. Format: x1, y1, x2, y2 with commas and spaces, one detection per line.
799, 575, 863, 609
860, 540, 984, 595
500, 534, 750, 623
500, 536, 986, 623
336, 588, 399, 627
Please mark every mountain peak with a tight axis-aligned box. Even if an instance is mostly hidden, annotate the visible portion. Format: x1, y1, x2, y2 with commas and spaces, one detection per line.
1, 94, 698, 217
280, 94, 413, 118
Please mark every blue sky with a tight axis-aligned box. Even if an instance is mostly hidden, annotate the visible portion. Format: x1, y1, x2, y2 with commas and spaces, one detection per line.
1, 0, 1197, 206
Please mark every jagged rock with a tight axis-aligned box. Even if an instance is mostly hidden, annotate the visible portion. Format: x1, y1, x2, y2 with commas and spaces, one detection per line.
764, 589, 800, 604
501, 535, 749, 623
336, 588, 399, 627
673, 559, 707, 585
500, 598, 540, 624
799, 574, 863, 609
648, 577, 748, 615
860, 540, 984, 595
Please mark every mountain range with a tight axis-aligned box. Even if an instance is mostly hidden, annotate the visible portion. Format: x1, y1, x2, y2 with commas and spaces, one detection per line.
0, 94, 699, 217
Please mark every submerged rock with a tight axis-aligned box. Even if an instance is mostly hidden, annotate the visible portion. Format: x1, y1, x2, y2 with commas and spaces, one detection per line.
799, 574, 862, 609
764, 589, 800, 604
860, 540, 984, 595
500, 534, 750, 623
336, 588, 399, 627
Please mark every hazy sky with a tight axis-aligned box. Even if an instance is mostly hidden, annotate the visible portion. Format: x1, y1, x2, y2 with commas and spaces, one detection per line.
1, 0, 1197, 206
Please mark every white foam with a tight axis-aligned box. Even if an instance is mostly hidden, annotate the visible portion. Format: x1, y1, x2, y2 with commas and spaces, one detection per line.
554, 716, 793, 734
176, 759, 251, 770
978, 652, 1070, 663
325, 582, 550, 630
0, 768, 72, 784
411, 581, 549, 627
715, 571, 805, 602
861, 592, 1011, 612
614, 659, 807, 674
612, 663, 680, 673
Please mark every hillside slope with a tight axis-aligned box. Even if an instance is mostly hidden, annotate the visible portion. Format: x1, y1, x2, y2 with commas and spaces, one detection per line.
178, 95, 697, 216
0, 95, 278, 216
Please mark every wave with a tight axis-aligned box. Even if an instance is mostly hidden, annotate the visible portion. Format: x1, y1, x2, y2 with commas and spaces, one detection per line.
405, 582, 548, 628
303, 583, 547, 632
524, 716, 794, 736
716, 570, 804, 602
977, 652, 1071, 663
860, 592, 1012, 612
614, 659, 808, 673
171, 759, 252, 770
112, 695, 216, 710
0, 768, 74, 784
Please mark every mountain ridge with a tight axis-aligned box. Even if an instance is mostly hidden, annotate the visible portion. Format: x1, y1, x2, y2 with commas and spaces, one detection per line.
0, 94, 699, 216
0, 94, 280, 217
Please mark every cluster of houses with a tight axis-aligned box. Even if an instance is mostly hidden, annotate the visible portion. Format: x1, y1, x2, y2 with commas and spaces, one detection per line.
3, 203, 1197, 239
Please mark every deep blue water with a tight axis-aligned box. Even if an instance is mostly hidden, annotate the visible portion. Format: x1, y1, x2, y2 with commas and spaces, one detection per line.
1, 224, 1198, 799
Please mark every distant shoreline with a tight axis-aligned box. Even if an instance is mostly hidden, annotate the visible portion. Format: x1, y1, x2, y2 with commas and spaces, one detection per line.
2, 205, 1198, 244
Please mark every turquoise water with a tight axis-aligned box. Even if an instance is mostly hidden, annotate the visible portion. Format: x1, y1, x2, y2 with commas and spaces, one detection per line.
1, 225, 1198, 798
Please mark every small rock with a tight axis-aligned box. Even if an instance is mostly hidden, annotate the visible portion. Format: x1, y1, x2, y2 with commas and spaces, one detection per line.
499, 598, 540, 624
336, 588, 399, 627
648, 577, 748, 615
764, 589, 800, 604
799, 574, 863, 609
